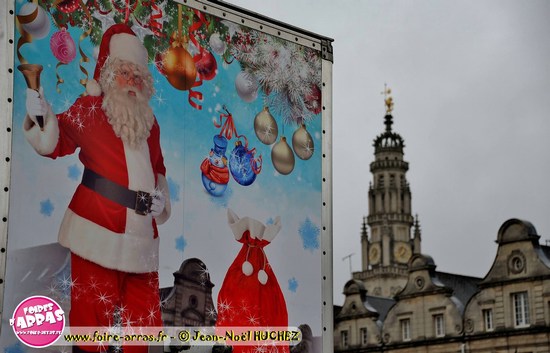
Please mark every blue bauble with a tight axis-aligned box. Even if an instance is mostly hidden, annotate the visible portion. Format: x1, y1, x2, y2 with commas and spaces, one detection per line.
229, 142, 258, 186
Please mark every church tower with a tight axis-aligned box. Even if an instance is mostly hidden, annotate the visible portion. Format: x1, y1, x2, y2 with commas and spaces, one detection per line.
354, 86, 420, 297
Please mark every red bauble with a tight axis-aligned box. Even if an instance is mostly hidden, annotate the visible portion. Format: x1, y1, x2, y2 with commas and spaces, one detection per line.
304, 83, 322, 115
195, 50, 217, 81
54, 0, 80, 14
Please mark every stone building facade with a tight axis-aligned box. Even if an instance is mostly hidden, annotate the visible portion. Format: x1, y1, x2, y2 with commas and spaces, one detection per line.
334, 93, 550, 352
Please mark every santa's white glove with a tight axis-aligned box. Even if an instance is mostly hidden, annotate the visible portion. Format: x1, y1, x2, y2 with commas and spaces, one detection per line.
150, 192, 166, 218
25, 87, 49, 126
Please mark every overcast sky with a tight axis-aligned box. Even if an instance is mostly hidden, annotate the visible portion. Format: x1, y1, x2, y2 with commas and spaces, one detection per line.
227, 0, 550, 304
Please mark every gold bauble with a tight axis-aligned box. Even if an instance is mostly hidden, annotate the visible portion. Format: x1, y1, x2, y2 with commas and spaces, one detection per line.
162, 45, 197, 91
271, 136, 295, 175
254, 107, 278, 145
292, 124, 314, 160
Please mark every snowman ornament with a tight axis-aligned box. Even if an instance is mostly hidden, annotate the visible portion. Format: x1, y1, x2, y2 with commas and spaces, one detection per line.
200, 135, 230, 196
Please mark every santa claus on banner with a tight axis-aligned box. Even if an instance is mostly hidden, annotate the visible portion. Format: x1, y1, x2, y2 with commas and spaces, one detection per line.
24, 24, 171, 353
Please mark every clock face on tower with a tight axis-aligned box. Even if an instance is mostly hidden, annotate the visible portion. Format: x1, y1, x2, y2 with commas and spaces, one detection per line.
393, 242, 412, 264
369, 243, 381, 265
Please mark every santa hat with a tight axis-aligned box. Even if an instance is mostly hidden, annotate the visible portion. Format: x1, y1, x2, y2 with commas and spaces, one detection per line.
86, 23, 148, 96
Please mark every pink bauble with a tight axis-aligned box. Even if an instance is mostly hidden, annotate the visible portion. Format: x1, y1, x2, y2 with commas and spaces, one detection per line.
50, 28, 76, 64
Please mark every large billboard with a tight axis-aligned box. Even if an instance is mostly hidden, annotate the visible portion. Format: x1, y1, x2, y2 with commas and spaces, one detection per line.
0, 1, 333, 352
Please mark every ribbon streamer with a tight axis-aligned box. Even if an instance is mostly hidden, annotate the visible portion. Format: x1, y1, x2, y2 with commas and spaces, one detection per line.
188, 89, 203, 110
133, 3, 165, 38
125, 0, 131, 24
91, 0, 112, 15
148, 2, 165, 37
77, 0, 92, 94
111, 0, 138, 17
214, 107, 246, 143
55, 62, 66, 93
184, 9, 212, 110
214, 111, 239, 141
250, 151, 262, 175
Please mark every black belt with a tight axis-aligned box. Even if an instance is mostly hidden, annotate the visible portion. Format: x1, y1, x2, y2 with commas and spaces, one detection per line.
81, 168, 152, 216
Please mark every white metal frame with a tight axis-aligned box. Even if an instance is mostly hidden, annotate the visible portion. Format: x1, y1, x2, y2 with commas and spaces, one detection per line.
0, 0, 16, 336
0, 3, 334, 353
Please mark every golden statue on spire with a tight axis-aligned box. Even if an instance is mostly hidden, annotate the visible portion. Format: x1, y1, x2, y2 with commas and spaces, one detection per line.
381, 83, 394, 114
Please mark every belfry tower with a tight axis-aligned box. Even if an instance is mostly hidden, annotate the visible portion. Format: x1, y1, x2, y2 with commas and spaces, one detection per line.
353, 86, 421, 297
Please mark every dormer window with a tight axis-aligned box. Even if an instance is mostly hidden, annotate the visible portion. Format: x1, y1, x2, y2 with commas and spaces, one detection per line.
513, 291, 530, 327
360, 327, 368, 346
483, 309, 494, 332
400, 318, 411, 341
433, 314, 445, 337
340, 330, 349, 348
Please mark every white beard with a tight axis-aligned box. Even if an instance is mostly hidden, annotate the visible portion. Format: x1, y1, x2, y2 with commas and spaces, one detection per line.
102, 85, 154, 149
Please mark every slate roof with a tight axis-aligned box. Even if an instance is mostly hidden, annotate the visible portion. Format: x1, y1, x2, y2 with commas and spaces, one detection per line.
434, 271, 482, 309
364, 295, 395, 322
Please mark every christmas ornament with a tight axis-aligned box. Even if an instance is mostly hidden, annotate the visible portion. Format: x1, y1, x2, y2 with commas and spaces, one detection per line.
235, 71, 258, 103
209, 32, 226, 55
54, 0, 80, 14
17, 2, 50, 39
254, 107, 278, 145
163, 4, 198, 92
200, 135, 230, 197
50, 28, 76, 64
304, 83, 322, 115
195, 50, 217, 81
271, 137, 295, 175
292, 124, 314, 160
229, 141, 261, 186
162, 43, 197, 91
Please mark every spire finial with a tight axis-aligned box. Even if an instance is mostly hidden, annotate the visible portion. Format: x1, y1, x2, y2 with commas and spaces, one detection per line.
361, 216, 368, 238
414, 214, 421, 239
381, 83, 394, 114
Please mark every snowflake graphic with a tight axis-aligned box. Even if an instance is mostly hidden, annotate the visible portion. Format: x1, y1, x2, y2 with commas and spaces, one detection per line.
206, 307, 218, 319
153, 90, 166, 106
167, 177, 181, 202
67, 164, 82, 181
288, 277, 299, 293
40, 199, 54, 217
299, 217, 320, 251
175, 235, 187, 253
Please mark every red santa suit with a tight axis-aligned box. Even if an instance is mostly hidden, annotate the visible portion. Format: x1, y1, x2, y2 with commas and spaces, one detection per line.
23, 24, 169, 353
24, 94, 169, 272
